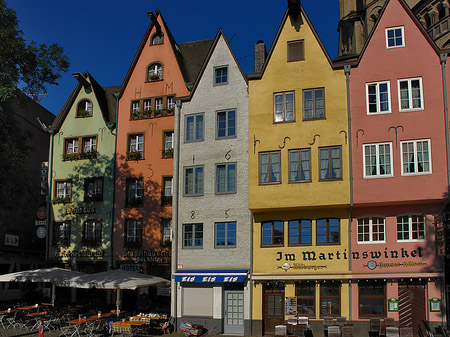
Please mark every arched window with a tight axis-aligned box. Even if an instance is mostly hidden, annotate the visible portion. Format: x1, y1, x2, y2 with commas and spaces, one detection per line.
425, 13, 432, 28
77, 100, 92, 117
147, 63, 163, 81
438, 4, 447, 20
151, 32, 164, 45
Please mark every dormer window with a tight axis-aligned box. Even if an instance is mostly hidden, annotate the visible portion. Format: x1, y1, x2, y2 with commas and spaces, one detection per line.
77, 100, 92, 117
151, 32, 164, 45
148, 63, 163, 81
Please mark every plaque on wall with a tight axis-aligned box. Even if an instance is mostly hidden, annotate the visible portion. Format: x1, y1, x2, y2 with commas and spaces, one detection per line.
285, 296, 297, 315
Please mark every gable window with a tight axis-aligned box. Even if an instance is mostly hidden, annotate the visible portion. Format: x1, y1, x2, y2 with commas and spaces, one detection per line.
125, 219, 142, 247
303, 88, 325, 120
262, 220, 284, 246
359, 281, 386, 317
357, 217, 385, 243
147, 63, 162, 81
366, 81, 391, 114
398, 78, 423, 111
288, 219, 312, 246
259, 151, 281, 184
363, 143, 393, 178
162, 131, 174, 158
126, 178, 143, 207
130, 95, 175, 120
64, 136, 97, 161
320, 281, 341, 317
287, 40, 305, 62
289, 149, 311, 182
82, 219, 102, 245
66, 138, 79, 154
184, 166, 204, 196
54, 221, 70, 245
161, 218, 172, 244
185, 113, 204, 142
274, 92, 294, 122
214, 66, 228, 85
296, 281, 315, 317
127, 134, 144, 160
316, 218, 340, 245
83, 137, 96, 153
401, 139, 431, 175
77, 100, 92, 117
84, 177, 103, 202
215, 222, 237, 248
397, 215, 425, 241
162, 176, 172, 205
55, 180, 72, 202
132, 101, 140, 114
151, 32, 163, 45
319, 146, 342, 180
386, 26, 405, 48
183, 223, 203, 248
217, 109, 236, 139
216, 163, 236, 194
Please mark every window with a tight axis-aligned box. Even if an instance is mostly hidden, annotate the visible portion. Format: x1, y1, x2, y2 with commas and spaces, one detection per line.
357, 217, 385, 243
125, 219, 142, 247
216, 163, 236, 194
259, 151, 281, 184
183, 223, 203, 248
261, 221, 284, 246
319, 146, 342, 180
359, 281, 386, 317
65, 138, 79, 154
162, 131, 174, 158
386, 26, 405, 48
151, 32, 163, 45
184, 166, 204, 196
397, 215, 425, 241
144, 100, 151, 112
216, 109, 236, 139
132, 101, 140, 113
215, 222, 237, 247
82, 220, 101, 245
398, 78, 423, 111
130, 95, 175, 119
303, 88, 325, 120
155, 97, 163, 111
366, 81, 390, 114
127, 134, 144, 160
287, 40, 305, 62
77, 100, 92, 117
126, 178, 143, 207
274, 92, 294, 122
296, 281, 315, 317
401, 139, 431, 175
316, 218, 340, 244
167, 97, 175, 110
214, 66, 228, 85
288, 220, 312, 246
289, 149, 311, 182
64, 136, 97, 160
185, 113, 204, 142
54, 221, 70, 245
84, 177, 103, 202
161, 218, 172, 243
83, 137, 96, 153
363, 143, 393, 178
55, 180, 72, 201
162, 177, 172, 205
148, 63, 162, 81
320, 281, 340, 317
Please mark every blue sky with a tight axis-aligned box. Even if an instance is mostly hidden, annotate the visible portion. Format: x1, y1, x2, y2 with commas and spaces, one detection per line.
6, 0, 340, 115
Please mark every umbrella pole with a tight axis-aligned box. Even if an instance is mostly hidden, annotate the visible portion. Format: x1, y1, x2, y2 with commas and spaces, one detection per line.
51, 283, 56, 307
116, 289, 120, 315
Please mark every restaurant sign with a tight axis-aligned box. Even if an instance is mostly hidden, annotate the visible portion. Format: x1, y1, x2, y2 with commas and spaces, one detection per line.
123, 250, 171, 264
55, 249, 104, 258
65, 207, 96, 215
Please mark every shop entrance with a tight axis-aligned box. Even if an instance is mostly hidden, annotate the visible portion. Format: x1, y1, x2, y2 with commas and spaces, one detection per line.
224, 290, 244, 335
398, 282, 426, 335
263, 282, 285, 335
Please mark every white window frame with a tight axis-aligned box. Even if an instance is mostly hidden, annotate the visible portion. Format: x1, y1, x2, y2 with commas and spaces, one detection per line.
132, 101, 140, 113
366, 81, 391, 115
363, 142, 393, 178
397, 77, 424, 111
56, 180, 71, 199
357, 217, 386, 244
66, 138, 79, 154
386, 26, 405, 49
397, 215, 426, 242
184, 165, 204, 196
274, 91, 295, 123
155, 97, 163, 111
400, 139, 432, 176
143, 100, 151, 111
83, 137, 97, 153
129, 134, 144, 156
126, 219, 142, 244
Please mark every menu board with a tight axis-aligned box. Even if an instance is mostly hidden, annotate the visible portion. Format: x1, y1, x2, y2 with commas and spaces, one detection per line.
285, 297, 297, 315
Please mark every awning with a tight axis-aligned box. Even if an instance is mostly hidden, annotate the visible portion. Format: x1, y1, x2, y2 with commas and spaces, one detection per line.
175, 270, 247, 283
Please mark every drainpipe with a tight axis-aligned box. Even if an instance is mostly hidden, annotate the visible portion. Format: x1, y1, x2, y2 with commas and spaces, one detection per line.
171, 99, 182, 325
46, 129, 56, 262
344, 64, 353, 321
440, 52, 449, 327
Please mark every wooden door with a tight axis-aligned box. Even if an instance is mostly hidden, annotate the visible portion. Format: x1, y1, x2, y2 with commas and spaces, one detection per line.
399, 284, 426, 336
263, 289, 285, 335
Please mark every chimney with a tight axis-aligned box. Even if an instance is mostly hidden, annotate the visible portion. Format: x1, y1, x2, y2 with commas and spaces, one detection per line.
254, 40, 267, 73
288, 0, 301, 20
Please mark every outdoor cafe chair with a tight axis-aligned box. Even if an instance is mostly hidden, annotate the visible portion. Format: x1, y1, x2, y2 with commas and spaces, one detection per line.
386, 326, 400, 337
0, 315, 7, 329
328, 325, 341, 337
400, 327, 413, 337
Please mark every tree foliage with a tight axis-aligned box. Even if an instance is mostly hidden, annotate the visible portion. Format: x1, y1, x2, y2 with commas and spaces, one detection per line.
0, 0, 70, 101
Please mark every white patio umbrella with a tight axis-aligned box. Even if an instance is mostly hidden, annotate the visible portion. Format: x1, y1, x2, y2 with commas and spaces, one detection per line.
62, 269, 170, 313
0, 267, 86, 306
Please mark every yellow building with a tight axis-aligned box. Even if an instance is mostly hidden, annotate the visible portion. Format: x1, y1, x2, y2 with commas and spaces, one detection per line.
248, 3, 350, 335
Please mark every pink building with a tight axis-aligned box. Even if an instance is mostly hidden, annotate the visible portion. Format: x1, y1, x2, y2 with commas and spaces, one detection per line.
348, 0, 446, 333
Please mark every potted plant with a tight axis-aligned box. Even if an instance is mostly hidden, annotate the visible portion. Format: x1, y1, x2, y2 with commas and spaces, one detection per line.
127, 151, 142, 160
149, 74, 160, 81
77, 110, 91, 117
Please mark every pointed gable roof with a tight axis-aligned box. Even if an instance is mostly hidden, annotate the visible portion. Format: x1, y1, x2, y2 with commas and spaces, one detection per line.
49, 71, 120, 132
118, 9, 213, 98
248, 4, 335, 80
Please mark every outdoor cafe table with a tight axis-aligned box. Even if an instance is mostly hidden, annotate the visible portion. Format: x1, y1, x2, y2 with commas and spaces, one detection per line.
66, 313, 111, 337
111, 320, 148, 335
17, 304, 40, 311
0, 309, 17, 315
